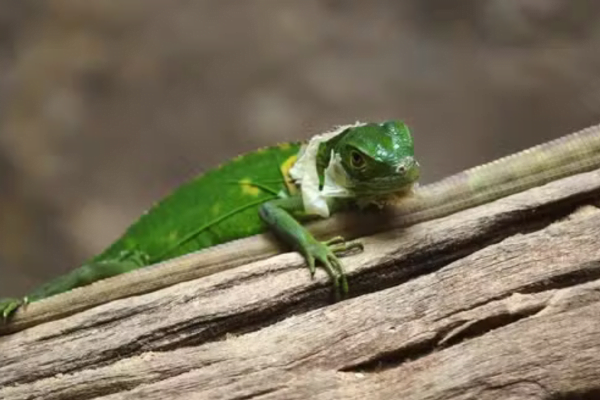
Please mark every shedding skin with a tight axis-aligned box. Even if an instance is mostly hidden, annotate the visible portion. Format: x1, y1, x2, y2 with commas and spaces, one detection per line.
1, 121, 419, 320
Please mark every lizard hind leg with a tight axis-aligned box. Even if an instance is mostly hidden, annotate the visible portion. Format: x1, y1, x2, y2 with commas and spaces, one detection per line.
27, 249, 150, 303
1, 249, 150, 321
0, 298, 23, 321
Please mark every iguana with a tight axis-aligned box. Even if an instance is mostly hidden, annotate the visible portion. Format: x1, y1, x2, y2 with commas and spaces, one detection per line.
0, 120, 420, 320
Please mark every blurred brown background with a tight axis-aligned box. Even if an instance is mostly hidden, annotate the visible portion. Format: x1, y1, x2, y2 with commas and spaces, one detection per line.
1, 0, 600, 297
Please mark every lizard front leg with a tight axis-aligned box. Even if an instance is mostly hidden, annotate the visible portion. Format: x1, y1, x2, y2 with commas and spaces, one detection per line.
259, 195, 362, 296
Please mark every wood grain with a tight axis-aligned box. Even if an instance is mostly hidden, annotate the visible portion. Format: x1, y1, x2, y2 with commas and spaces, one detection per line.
1, 169, 600, 399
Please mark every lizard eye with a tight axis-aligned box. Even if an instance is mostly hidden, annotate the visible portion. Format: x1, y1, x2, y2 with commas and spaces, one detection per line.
350, 150, 366, 169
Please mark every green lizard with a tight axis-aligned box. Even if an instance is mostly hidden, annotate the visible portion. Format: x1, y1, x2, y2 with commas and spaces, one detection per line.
0, 120, 420, 320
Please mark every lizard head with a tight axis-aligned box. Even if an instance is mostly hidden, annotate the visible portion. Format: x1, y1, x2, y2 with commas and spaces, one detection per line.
318, 120, 420, 200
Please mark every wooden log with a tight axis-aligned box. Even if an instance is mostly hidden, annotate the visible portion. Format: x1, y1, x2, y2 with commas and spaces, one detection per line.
1, 168, 600, 400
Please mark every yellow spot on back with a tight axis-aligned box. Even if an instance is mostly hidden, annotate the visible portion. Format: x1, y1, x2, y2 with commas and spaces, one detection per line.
278, 142, 291, 150
211, 203, 222, 215
168, 231, 179, 241
280, 155, 299, 195
239, 178, 261, 196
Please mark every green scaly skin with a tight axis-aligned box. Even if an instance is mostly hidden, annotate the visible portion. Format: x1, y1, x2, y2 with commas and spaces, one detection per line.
0, 121, 419, 320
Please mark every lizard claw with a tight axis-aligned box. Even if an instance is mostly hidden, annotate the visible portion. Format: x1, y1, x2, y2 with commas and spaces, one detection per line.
328, 239, 363, 257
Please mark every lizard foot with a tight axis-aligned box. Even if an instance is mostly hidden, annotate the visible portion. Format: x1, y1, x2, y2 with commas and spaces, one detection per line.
302, 236, 363, 299
0, 297, 27, 322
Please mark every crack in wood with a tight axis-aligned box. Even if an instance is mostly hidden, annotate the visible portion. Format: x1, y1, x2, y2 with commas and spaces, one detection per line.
437, 304, 545, 347
550, 389, 600, 400
518, 261, 600, 295
340, 302, 544, 373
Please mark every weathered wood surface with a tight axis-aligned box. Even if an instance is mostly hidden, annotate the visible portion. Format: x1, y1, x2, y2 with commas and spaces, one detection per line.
1, 169, 600, 400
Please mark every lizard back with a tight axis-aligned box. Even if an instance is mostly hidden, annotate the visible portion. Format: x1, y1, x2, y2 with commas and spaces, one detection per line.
90, 142, 302, 265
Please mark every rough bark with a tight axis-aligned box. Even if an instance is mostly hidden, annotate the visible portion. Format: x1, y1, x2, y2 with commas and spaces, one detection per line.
1, 169, 600, 400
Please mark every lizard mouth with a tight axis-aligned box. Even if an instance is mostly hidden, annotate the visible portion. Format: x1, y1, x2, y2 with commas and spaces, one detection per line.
352, 162, 420, 197
353, 178, 416, 197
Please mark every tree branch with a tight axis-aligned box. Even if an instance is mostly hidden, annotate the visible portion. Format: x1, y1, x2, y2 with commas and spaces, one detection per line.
1, 169, 600, 400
